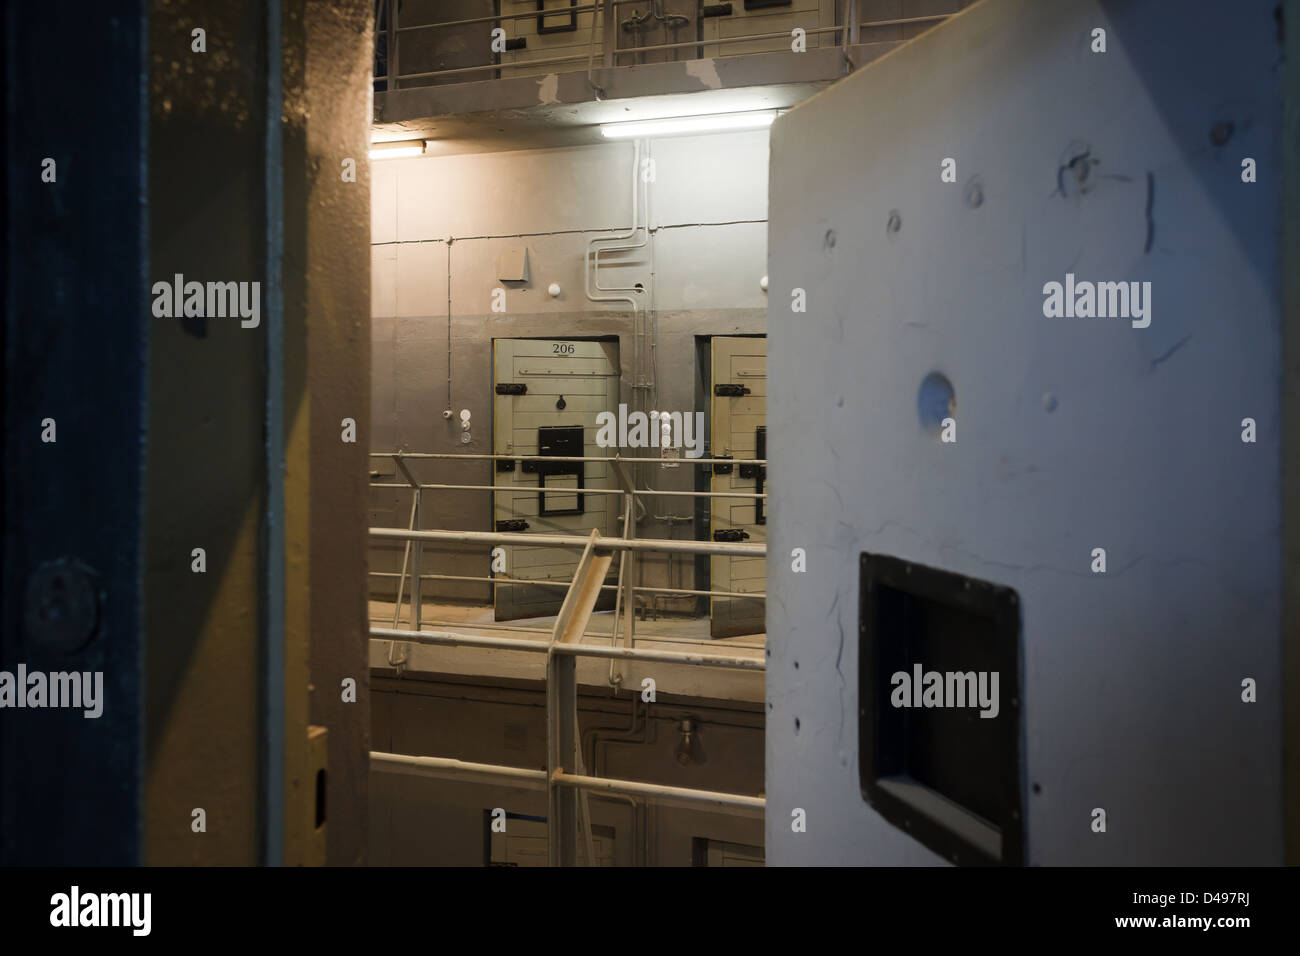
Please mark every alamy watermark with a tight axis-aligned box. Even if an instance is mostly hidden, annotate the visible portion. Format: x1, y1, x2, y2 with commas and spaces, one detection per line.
50, 886, 150, 936
151, 273, 261, 328
595, 404, 704, 458
890, 665, 999, 719
0, 665, 103, 718
1042, 273, 1151, 328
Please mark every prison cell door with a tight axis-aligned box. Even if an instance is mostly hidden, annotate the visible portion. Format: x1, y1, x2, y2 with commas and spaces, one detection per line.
709, 336, 766, 638
493, 339, 621, 621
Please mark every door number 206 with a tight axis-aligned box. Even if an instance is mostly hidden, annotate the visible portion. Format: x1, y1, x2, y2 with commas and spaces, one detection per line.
552, 343, 575, 355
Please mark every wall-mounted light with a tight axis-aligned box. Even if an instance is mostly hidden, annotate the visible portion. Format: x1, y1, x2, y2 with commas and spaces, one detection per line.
599, 110, 777, 140
369, 139, 427, 160
674, 718, 705, 766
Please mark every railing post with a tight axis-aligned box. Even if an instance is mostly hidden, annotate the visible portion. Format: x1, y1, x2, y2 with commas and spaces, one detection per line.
609, 491, 636, 687
610, 459, 640, 649
411, 487, 422, 632
393, 454, 423, 635
602, 0, 616, 68
623, 536, 636, 650
388, 0, 399, 91
385, 490, 419, 670
547, 530, 611, 866
392, 492, 417, 629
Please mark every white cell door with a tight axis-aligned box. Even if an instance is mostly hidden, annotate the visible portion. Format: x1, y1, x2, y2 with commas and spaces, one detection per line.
709, 336, 766, 638
493, 339, 620, 621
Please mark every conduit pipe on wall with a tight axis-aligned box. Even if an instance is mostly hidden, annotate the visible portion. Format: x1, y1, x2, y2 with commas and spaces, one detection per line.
590, 141, 646, 295
585, 140, 645, 404
584, 139, 641, 302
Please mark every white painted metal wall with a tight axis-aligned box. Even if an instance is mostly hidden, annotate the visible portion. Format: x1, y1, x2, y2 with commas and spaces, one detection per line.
766, 0, 1285, 865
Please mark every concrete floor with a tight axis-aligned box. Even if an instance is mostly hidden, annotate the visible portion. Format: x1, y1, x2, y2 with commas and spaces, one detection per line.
368, 599, 765, 704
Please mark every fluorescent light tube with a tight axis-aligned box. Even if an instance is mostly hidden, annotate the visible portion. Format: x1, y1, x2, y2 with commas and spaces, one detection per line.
599, 110, 777, 139
369, 140, 427, 159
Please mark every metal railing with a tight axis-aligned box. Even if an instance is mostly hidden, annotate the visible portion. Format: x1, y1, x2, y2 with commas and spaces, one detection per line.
369, 526, 767, 864
369, 450, 766, 636
367, 449, 768, 865
373, 0, 956, 91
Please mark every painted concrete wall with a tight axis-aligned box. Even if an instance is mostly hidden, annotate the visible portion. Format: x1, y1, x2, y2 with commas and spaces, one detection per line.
369, 130, 770, 604
144, 0, 271, 866
767, 0, 1285, 865
144, 0, 372, 866
301, 0, 373, 867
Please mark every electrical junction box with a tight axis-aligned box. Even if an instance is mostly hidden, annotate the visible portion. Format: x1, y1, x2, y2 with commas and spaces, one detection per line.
497, 246, 530, 283
765, 0, 1285, 865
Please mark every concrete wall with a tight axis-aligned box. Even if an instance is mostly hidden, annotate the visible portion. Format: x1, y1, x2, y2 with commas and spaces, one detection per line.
767, 0, 1286, 865
369, 130, 770, 604
144, 0, 272, 866
143, 0, 371, 866
301, 0, 373, 868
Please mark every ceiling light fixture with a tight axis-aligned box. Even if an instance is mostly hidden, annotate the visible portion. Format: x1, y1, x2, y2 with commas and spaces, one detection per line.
599, 110, 777, 139
369, 139, 427, 160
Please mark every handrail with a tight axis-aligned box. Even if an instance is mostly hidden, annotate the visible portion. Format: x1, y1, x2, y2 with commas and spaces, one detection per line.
374, 0, 954, 87
370, 451, 764, 466
370, 481, 764, 499
369, 527, 765, 557
366, 438, 770, 864
367, 569, 765, 601
369, 753, 766, 813
369, 625, 763, 670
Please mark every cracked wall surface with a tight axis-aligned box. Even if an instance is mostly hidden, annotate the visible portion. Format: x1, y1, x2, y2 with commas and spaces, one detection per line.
767, 0, 1284, 865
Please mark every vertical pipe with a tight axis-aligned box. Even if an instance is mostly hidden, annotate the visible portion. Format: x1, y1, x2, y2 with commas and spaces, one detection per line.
446, 238, 453, 411
547, 650, 580, 865
262, 0, 286, 868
